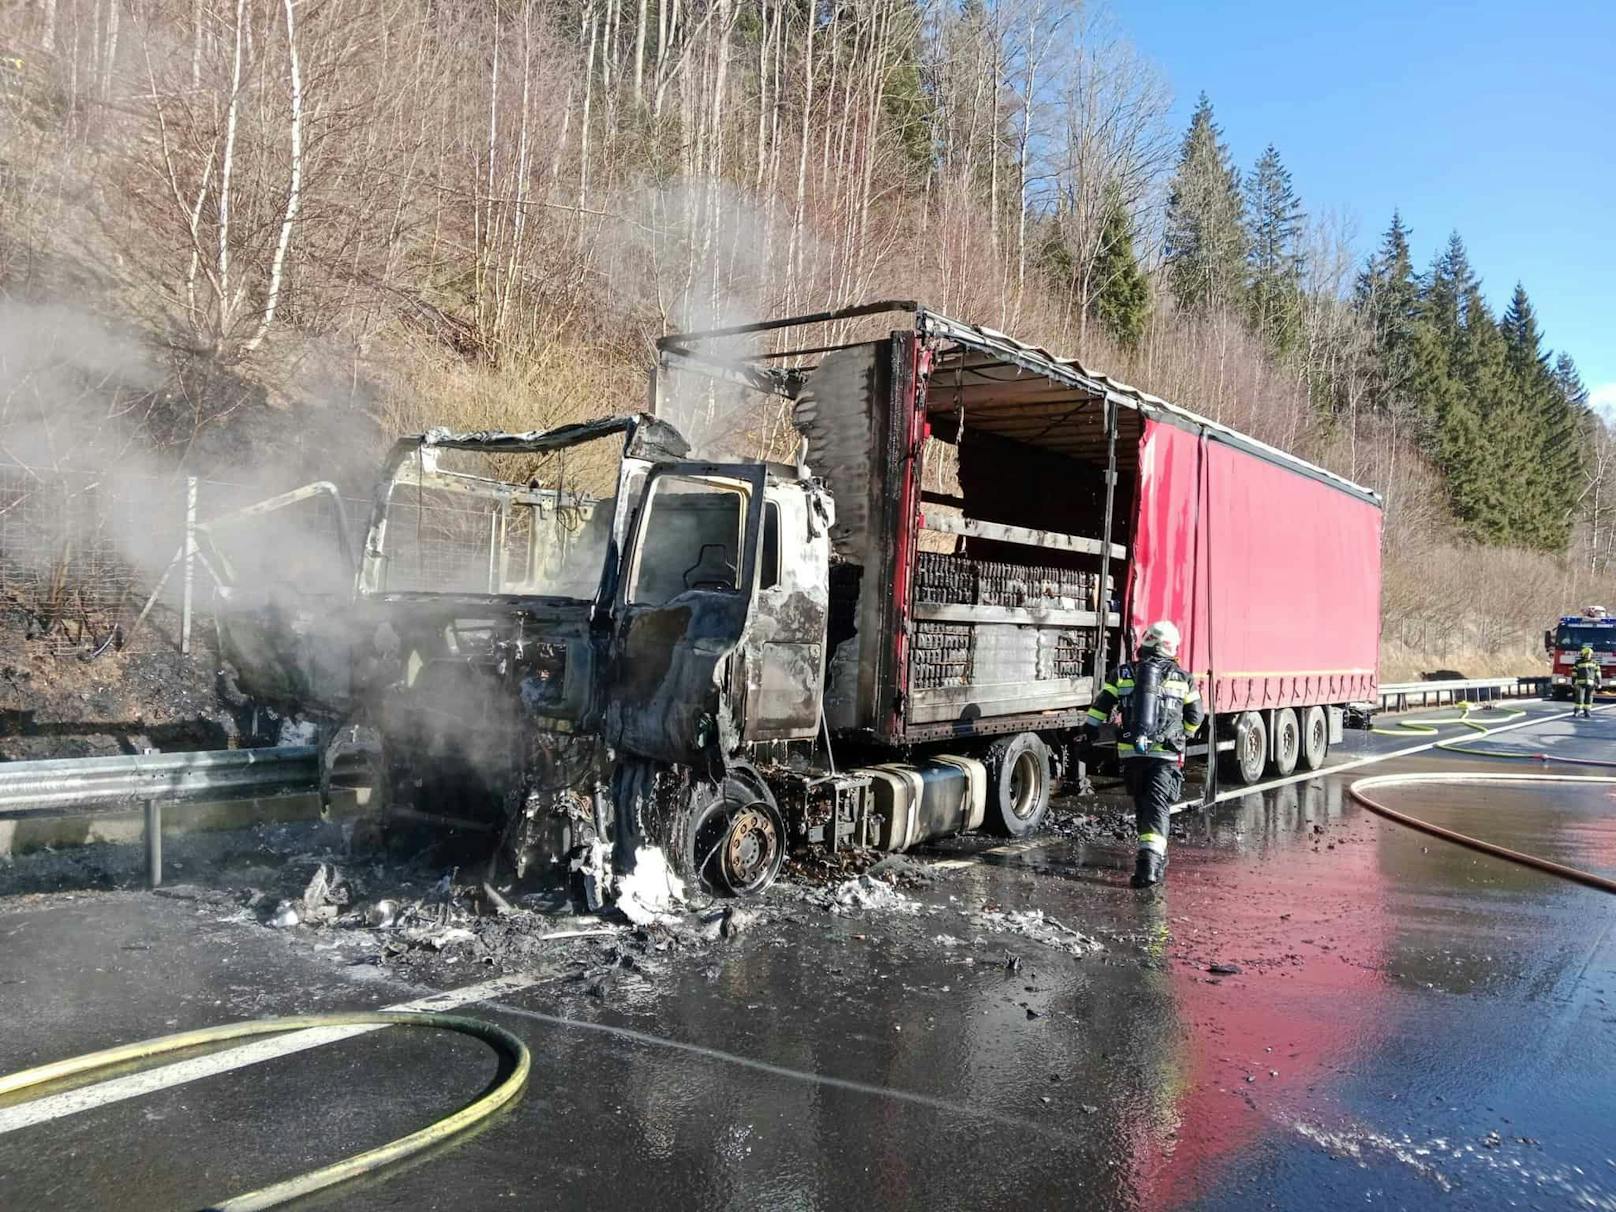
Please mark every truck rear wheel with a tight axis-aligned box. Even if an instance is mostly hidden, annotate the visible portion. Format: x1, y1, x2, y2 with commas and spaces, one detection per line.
1270, 708, 1300, 777
985, 732, 1051, 837
1218, 711, 1267, 786
1299, 706, 1329, 771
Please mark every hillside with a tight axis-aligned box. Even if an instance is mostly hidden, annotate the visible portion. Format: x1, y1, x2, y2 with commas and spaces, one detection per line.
1, 0, 1613, 681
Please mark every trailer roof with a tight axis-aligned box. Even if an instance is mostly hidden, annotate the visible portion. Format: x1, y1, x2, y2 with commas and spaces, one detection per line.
913, 308, 1382, 507
658, 300, 1383, 508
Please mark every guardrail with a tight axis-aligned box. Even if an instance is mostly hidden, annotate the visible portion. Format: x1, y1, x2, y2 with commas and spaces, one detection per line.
1377, 676, 1551, 713
0, 746, 330, 888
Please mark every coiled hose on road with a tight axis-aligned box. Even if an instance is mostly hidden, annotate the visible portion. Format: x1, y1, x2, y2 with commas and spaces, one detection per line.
0, 1010, 530, 1211
1353, 702, 1616, 895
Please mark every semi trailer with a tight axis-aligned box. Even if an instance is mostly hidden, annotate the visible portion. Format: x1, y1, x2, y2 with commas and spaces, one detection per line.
226, 301, 1382, 901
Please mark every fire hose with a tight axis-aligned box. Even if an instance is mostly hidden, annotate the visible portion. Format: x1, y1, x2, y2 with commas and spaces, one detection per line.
0, 1011, 530, 1211
1353, 703, 1616, 896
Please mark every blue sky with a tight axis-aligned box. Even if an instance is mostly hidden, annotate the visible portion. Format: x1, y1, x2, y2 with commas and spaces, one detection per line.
1114, 0, 1615, 411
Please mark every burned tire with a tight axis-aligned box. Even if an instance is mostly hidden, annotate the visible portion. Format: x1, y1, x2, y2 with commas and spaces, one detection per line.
984, 732, 1051, 837
1270, 708, 1300, 777
673, 775, 786, 898
1299, 706, 1329, 772
1218, 711, 1267, 786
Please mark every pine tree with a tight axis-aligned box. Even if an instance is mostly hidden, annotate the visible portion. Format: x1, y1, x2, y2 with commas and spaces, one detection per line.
1456, 284, 1527, 543
1243, 144, 1306, 354
1553, 352, 1590, 410
881, 0, 935, 182
1410, 232, 1523, 540
1409, 232, 1473, 449
1500, 284, 1586, 549
1500, 283, 1552, 386
1164, 94, 1247, 315
1353, 212, 1419, 413
1089, 190, 1150, 350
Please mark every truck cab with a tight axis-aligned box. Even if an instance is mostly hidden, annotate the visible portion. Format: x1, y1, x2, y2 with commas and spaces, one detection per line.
315, 414, 839, 899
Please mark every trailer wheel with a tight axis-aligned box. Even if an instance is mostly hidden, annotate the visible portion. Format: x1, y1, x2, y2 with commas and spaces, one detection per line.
985, 732, 1052, 837
1218, 711, 1268, 786
1270, 708, 1300, 777
1299, 706, 1329, 771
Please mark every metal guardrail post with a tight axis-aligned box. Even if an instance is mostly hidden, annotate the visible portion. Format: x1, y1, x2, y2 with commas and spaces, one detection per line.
181, 475, 198, 658
144, 799, 162, 888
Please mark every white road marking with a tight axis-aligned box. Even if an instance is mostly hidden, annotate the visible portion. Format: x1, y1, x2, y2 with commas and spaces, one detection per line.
483, 1000, 1083, 1142
0, 972, 544, 1135
1182, 701, 1609, 811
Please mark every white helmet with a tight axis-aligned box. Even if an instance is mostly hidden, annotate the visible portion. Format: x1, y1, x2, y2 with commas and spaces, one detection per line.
1140, 619, 1180, 658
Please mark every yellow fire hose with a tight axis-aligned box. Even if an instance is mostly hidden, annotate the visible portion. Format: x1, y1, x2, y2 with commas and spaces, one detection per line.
0, 1010, 531, 1211
1369, 700, 1526, 740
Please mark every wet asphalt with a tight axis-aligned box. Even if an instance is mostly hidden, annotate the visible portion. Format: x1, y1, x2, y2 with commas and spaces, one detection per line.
2, 699, 1615, 1210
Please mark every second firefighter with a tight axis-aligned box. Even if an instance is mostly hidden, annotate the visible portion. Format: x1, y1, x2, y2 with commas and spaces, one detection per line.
1085, 620, 1205, 888
1573, 644, 1602, 719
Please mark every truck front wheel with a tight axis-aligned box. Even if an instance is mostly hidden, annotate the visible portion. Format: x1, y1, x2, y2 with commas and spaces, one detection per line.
673, 774, 786, 897
1218, 711, 1267, 786
985, 732, 1051, 837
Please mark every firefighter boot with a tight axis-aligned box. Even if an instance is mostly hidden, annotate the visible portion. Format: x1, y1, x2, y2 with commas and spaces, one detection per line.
1130, 849, 1167, 889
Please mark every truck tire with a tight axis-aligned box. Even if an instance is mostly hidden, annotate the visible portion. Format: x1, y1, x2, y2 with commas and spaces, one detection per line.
1270, 708, 1300, 777
1218, 711, 1267, 786
985, 732, 1051, 837
1299, 706, 1329, 771
672, 774, 786, 897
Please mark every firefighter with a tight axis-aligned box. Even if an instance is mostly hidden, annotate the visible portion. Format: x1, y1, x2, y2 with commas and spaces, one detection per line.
1573, 645, 1602, 718
1084, 620, 1205, 888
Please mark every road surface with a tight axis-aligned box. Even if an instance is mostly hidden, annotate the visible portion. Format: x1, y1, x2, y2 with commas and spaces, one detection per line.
1, 700, 1612, 1210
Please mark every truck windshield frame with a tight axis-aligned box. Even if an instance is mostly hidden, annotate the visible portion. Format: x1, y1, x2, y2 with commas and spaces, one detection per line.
1556, 624, 1616, 651
360, 431, 629, 603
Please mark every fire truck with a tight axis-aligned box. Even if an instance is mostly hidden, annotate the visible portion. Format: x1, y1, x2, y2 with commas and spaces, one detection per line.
1545, 607, 1616, 698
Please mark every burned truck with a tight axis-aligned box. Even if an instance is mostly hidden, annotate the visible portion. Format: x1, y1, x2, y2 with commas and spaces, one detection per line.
317, 301, 1382, 902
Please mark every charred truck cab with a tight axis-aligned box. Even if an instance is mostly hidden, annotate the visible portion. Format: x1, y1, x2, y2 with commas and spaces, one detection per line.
336, 412, 836, 900
331, 300, 1381, 905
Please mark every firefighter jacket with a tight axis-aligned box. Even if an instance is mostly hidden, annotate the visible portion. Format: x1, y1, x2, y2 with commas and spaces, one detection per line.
1086, 654, 1206, 760
1574, 656, 1603, 689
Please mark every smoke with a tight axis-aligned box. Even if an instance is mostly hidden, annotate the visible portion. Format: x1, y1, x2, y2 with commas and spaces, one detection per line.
608, 177, 812, 457
0, 301, 164, 473
0, 300, 373, 648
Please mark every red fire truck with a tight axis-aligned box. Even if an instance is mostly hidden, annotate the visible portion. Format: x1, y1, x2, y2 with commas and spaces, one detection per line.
1546, 607, 1616, 698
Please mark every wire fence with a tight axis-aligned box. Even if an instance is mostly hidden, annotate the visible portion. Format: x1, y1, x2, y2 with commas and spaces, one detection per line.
0, 463, 367, 657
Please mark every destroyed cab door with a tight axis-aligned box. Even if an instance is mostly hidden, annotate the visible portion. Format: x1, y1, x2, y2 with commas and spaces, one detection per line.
606, 463, 768, 765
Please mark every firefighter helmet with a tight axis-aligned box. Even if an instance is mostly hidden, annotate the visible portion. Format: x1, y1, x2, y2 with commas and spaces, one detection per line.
1582, 645, 1595, 659
1141, 619, 1181, 659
